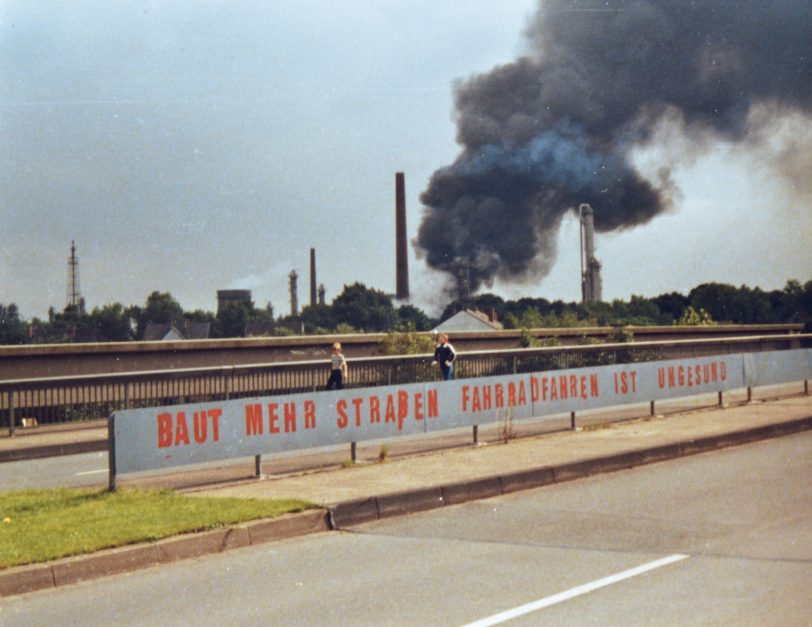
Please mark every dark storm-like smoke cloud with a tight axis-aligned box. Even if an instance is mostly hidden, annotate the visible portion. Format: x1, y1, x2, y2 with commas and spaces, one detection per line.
416, 0, 812, 292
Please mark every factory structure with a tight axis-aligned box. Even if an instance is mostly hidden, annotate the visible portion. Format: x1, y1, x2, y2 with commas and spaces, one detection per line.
279, 172, 410, 316
225, 176, 602, 321
61, 183, 606, 342
579, 203, 603, 304
287, 184, 604, 316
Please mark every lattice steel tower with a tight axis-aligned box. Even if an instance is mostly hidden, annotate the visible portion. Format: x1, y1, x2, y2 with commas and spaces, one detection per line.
66, 240, 83, 309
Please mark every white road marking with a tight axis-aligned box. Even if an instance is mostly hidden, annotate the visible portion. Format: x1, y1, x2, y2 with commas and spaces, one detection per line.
75, 469, 107, 476
462, 554, 689, 627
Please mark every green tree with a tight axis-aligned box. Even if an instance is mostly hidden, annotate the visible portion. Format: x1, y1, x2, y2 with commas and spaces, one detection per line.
651, 292, 690, 324
214, 300, 253, 338
377, 325, 435, 355
300, 304, 335, 333
253, 302, 275, 324
688, 282, 773, 324
90, 303, 134, 342
579, 301, 612, 326
53, 303, 95, 341
143, 291, 183, 322
608, 295, 660, 326
396, 304, 432, 331
331, 283, 396, 332
675, 306, 717, 326
540, 309, 591, 328
505, 297, 552, 320
137, 291, 184, 337
791, 279, 812, 330
0, 303, 28, 344
504, 307, 545, 330
185, 309, 216, 323
377, 325, 437, 383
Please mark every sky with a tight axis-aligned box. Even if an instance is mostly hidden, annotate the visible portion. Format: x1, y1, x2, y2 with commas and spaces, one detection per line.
2, 1, 811, 321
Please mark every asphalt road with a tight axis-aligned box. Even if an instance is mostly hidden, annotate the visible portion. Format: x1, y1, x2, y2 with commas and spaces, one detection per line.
0, 451, 109, 490
3, 432, 810, 626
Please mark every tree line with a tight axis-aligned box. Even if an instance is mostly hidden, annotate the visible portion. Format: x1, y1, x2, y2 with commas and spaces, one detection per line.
1, 278, 810, 345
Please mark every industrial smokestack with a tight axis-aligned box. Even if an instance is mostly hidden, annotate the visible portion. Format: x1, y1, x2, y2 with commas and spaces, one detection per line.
456, 257, 471, 302
395, 172, 410, 300
288, 270, 298, 317
579, 204, 602, 303
309, 248, 317, 307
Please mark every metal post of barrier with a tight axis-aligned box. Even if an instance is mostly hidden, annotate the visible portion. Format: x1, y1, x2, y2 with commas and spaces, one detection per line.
473, 424, 478, 444
805, 380, 809, 396
227, 372, 261, 474
124, 383, 130, 409
8, 390, 15, 437
108, 415, 117, 492
570, 411, 576, 430
747, 387, 752, 403
351, 441, 357, 463
650, 400, 655, 417
718, 391, 724, 407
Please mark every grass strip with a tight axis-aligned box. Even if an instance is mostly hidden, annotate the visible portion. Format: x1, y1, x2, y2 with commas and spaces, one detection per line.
0, 488, 316, 569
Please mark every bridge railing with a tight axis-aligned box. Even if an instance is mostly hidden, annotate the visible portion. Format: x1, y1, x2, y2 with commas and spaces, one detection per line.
2, 334, 809, 434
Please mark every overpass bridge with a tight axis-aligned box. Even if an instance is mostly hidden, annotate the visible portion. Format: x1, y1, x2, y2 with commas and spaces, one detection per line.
0, 324, 803, 380
1, 329, 809, 433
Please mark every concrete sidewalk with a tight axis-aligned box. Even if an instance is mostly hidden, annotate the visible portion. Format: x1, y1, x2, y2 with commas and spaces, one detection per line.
1, 392, 811, 598
0, 421, 107, 462
193, 394, 812, 523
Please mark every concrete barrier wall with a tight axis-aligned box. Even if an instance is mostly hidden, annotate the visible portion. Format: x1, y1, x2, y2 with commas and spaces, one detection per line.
111, 348, 812, 477
743, 350, 812, 387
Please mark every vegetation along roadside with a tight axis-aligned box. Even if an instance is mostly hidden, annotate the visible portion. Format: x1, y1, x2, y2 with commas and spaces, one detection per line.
0, 488, 316, 569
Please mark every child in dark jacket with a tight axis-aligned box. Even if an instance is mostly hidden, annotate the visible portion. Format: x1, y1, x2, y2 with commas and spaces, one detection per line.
432, 333, 456, 380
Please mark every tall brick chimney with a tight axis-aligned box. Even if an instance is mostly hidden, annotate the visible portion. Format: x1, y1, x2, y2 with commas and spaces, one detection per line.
309, 248, 317, 307
395, 172, 409, 300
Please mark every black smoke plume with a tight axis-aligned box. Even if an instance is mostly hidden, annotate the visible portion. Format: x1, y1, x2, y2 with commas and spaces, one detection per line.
416, 0, 812, 293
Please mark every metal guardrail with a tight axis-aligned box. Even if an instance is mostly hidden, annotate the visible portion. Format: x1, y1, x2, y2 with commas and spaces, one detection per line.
1, 323, 803, 380
2, 334, 810, 434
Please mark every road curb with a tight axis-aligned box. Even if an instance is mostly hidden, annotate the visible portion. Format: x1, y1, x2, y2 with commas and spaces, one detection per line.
0, 509, 329, 598
326, 415, 812, 529
2, 415, 810, 598
442, 476, 503, 506
0, 439, 107, 463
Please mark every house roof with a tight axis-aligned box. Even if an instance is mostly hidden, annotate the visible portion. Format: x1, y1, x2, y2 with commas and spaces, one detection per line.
244, 321, 276, 337
432, 309, 503, 333
142, 320, 211, 341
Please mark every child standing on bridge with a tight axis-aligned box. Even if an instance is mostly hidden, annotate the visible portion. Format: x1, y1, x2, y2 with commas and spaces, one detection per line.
326, 342, 348, 390
432, 333, 456, 380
